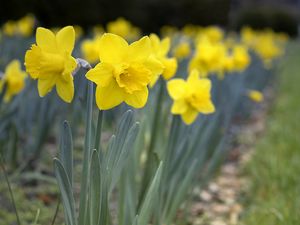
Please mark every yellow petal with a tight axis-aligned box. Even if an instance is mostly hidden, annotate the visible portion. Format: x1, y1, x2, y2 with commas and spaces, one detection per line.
160, 37, 170, 56
38, 77, 56, 97
56, 77, 74, 103
56, 26, 75, 54
198, 100, 215, 114
187, 69, 200, 84
162, 58, 177, 80
167, 79, 187, 100
99, 33, 128, 63
145, 55, 164, 78
182, 108, 198, 125
171, 99, 188, 114
25, 45, 42, 79
36, 27, 57, 53
124, 86, 148, 108
95, 80, 124, 110
127, 36, 151, 62
86, 63, 114, 86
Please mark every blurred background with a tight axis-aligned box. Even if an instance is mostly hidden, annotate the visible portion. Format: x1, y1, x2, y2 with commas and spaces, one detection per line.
0, 0, 299, 35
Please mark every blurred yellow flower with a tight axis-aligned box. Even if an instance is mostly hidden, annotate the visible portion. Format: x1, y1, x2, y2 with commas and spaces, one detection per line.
167, 69, 215, 125
107, 17, 141, 40
86, 33, 163, 110
232, 45, 250, 72
74, 25, 84, 39
173, 41, 191, 60
25, 26, 77, 103
160, 25, 178, 38
93, 25, 105, 36
17, 14, 35, 37
189, 37, 226, 76
81, 35, 102, 64
149, 34, 177, 86
248, 90, 263, 103
2, 14, 35, 37
2, 21, 16, 36
0, 60, 27, 102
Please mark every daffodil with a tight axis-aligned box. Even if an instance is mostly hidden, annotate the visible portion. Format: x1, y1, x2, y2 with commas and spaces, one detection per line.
81, 35, 102, 63
149, 34, 177, 86
167, 70, 215, 125
0, 60, 27, 102
248, 90, 263, 103
189, 37, 226, 76
107, 18, 141, 40
17, 14, 35, 37
24, 26, 77, 103
2, 21, 16, 36
173, 41, 191, 60
85, 33, 163, 110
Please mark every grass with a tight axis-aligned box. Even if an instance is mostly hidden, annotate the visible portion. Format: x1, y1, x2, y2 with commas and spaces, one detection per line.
241, 42, 300, 225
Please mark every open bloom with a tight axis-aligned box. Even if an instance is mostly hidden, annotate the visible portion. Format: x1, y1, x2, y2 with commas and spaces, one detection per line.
86, 33, 163, 110
149, 34, 178, 86
167, 70, 215, 125
107, 18, 141, 40
248, 90, 263, 103
24, 26, 77, 103
0, 60, 27, 102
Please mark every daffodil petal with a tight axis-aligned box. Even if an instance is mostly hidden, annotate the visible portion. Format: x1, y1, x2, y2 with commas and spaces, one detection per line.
99, 33, 128, 63
124, 86, 148, 108
171, 99, 188, 114
144, 55, 164, 79
86, 63, 114, 86
96, 80, 124, 110
167, 79, 187, 100
127, 36, 151, 62
160, 37, 171, 56
37, 77, 56, 97
162, 57, 177, 80
36, 27, 57, 53
182, 108, 198, 125
56, 77, 74, 103
56, 26, 75, 54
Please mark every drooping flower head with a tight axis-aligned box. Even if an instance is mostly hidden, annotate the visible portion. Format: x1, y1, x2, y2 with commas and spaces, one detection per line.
86, 33, 164, 110
149, 34, 178, 86
25, 26, 77, 103
167, 69, 215, 125
0, 60, 27, 102
173, 41, 191, 60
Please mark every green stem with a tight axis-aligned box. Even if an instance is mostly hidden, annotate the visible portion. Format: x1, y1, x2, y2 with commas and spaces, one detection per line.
0, 153, 21, 225
94, 110, 103, 151
78, 81, 94, 225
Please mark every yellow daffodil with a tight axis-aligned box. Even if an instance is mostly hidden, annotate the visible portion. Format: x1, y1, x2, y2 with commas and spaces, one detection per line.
0, 60, 27, 102
85, 33, 164, 110
81, 35, 102, 63
160, 25, 178, 38
248, 90, 263, 103
173, 42, 191, 60
189, 37, 226, 76
24, 26, 77, 103
17, 14, 35, 37
149, 34, 178, 86
107, 17, 141, 40
74, 25, 84, 39
2, 21, 16, 36
93, 25, 105, 36
167, 69, 215, 125
232, 45, 250, 72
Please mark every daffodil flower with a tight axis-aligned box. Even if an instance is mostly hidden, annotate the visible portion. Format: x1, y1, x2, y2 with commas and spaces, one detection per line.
86, 33, 164, 110
81, 35, 102, 64
167, 69, 215, 125
0, 60, 27, 102
25, 26, 77, 103
248, 90, 264, 103
149, 34, 178, 86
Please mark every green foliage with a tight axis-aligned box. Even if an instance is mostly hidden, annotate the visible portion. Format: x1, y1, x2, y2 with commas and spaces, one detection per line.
241, 42, 300, 224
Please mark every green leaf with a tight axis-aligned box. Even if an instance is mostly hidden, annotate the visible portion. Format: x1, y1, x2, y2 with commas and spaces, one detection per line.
137, 162, 163, 225
54, 158, 77, 225
90, 150, 101, 225
59, 121, 73, 186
